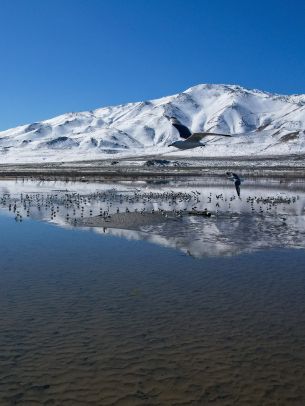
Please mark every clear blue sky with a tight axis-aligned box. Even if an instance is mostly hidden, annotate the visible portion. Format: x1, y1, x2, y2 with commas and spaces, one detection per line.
1, 0, 305, 130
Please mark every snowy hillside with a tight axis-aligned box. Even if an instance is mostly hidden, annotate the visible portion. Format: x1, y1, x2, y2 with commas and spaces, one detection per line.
1, 84, 305, 163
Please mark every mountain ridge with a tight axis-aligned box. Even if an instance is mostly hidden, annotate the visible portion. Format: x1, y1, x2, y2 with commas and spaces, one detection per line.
1, 83, 305, 163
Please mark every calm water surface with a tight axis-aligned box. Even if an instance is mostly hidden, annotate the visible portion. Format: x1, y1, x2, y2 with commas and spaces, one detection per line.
1, 178, 305, 405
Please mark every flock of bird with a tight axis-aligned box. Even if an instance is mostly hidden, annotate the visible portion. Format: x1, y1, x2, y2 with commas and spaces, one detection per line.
0, 182, 299, 227
0, 189, 202, 223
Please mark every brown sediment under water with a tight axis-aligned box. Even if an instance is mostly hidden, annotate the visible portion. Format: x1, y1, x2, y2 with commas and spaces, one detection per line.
1, 178, 305, 405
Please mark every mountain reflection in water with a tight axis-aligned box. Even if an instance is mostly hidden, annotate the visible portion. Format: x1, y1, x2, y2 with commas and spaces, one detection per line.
0, 178, 305, 257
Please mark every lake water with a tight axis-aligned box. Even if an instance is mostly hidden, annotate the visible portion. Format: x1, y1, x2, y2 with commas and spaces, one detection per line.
1, 178, 305, 405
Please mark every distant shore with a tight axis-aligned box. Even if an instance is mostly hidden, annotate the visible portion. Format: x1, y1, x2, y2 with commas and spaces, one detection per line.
1, 155, 305, 180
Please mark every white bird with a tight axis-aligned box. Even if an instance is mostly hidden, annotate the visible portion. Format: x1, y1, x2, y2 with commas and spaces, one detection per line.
165, 116, 231, 150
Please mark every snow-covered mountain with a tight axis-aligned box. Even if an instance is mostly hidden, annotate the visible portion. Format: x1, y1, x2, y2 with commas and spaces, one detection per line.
1, 84, 305, 163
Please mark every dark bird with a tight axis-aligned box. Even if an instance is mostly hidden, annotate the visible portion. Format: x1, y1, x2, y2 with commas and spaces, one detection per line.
165, 116, 231, 150
226, 172, 242, 198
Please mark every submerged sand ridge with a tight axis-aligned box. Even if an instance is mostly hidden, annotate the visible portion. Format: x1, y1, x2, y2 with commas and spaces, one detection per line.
76, 211, 181, 230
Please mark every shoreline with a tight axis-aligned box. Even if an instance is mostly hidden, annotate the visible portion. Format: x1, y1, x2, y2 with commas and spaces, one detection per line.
1, 155, 305, 180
